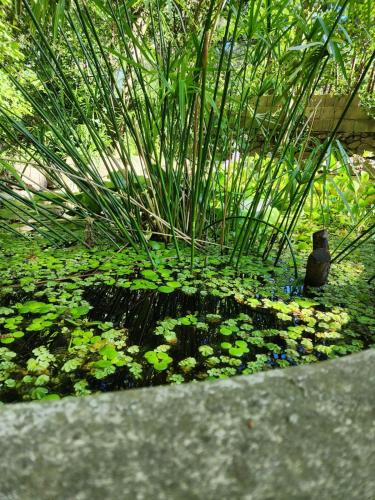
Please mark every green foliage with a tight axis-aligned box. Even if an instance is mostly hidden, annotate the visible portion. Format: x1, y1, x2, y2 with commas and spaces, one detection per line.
0, 0, 374, 403
0, 0, 38, 119
1, 0, 373, 264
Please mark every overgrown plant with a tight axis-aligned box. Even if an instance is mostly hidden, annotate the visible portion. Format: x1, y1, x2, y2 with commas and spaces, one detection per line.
0, 0, 374, 265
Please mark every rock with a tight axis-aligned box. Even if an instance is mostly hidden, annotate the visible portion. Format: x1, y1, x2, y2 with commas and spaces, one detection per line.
14, 163, 48, 191
348, 140, 362, 149
0, 351, 374, 500
363, 138, 375, 147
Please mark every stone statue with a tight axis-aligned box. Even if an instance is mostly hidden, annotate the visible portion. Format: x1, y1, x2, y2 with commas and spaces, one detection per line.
304, 230, 331, 288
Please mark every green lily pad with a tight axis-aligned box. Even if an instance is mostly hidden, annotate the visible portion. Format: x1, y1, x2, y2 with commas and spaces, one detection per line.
158, 286, 175, 294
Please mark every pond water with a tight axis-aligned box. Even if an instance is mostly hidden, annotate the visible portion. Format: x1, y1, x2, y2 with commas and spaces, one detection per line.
1, 240, 372, 403
86, 285, 280, 345
79, 282, 313, 393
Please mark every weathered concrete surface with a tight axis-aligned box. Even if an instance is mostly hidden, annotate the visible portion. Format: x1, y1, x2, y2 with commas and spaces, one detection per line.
255, 95, 375, 134
0, 350, 374, 500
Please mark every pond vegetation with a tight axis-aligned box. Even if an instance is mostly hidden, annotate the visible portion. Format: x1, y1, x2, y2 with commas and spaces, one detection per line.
0, 225, 373, 402
0, 0, 374, 402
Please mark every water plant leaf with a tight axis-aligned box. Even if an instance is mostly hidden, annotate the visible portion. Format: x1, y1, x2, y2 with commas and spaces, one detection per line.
94, 359, 113, 368
141, 270, 159, 281
0, 307, 13, 316
18, 301, 55, 314
166, 281, 181, 289
1, 337, 15, 344
31, 387, 49, 400
158, 286, 175, 294
61, 359, 82, 372
70, 305, 92, 318
99, 345, 118, 360
220, 342, 232, 350
178, 357, 197, 373
42, 394, 61, 401
131, 279, 158, 290
144, 350, 173, 371
198, 345, 214, 357
12, 331, 24, 338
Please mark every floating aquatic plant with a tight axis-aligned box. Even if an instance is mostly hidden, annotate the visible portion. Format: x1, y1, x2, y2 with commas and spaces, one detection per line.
0, 230, 373, 403
144, 350, 173, 372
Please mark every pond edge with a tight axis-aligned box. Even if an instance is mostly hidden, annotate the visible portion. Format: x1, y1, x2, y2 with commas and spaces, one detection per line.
0, 350, 374, 500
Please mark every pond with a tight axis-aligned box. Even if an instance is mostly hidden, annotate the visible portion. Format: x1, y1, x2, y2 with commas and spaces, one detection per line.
0, 235, 374, 403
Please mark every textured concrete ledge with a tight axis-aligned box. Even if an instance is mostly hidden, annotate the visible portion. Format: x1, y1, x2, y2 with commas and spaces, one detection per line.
0, 350, 374, 500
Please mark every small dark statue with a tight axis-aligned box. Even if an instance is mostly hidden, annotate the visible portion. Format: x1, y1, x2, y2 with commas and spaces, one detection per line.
304, 230, 331, 288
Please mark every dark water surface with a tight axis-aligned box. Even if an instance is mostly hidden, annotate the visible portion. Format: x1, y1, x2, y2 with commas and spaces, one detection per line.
86, 285, 279, 350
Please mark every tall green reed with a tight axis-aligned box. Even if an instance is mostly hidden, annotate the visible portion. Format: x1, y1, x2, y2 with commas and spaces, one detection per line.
0, 0, 373, 268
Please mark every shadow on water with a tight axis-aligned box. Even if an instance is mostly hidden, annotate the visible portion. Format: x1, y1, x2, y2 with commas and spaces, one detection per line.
82, 285, 290, 391
0, 282, 303, 401
85, 285, 279, 353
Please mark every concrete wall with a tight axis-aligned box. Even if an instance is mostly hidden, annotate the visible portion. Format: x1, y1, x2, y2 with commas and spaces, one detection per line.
306, 96, 375, 154
306, 96, 375, 134
254, 95, 375, 154
0, 350, 374, 500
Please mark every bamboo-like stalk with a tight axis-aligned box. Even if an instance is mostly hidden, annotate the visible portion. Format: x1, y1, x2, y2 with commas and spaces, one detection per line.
0, 0, 373, 269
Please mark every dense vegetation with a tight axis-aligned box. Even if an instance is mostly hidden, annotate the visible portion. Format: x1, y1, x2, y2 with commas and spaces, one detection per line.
0, 0, 374, 402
